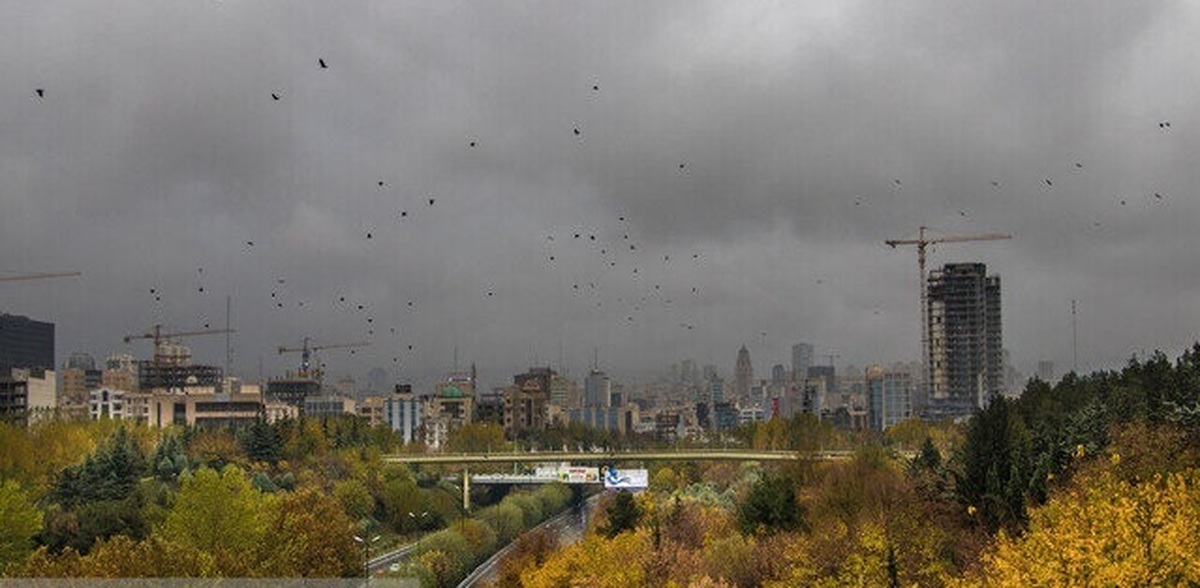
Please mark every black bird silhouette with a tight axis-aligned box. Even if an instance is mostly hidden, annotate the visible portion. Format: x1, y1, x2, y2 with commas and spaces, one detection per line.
271, 93, 280, 101
1159, 121, 1171, 129
428, 198, 435, 206
400, 211, 407, 218
34, 88, 44, 98
318, 58, 328, 69
1074, 162, 1083, 169
573, 128, 581, 136
377, 181, 385, 187
592, 84, 600, 91
469, 141, 477, 147
366, 232, 372, 239
678, 163, 686, 170
1154, 192, 1164, 200
1045, 179, 1053, 187
246, 240, 254, 247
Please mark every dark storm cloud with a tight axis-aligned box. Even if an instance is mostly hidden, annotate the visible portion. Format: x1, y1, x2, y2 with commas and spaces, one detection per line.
2, 0, 1198, 389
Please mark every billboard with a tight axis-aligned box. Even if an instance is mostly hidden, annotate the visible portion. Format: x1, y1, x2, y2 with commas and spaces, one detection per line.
602, 467, 648, 489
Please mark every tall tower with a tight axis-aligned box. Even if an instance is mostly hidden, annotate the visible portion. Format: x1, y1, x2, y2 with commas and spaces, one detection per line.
927, 263, 1002, 418
791, 342, 813, 382
734, 345, 753, 405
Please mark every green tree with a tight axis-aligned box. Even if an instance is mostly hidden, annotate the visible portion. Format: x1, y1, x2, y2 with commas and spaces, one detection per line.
240, 415, 283, 466
602, 490, 641, 538
737, 474, 803, 535
160, 465, 275, 575
954, 397, 1032, 533
0, 480, 43, 571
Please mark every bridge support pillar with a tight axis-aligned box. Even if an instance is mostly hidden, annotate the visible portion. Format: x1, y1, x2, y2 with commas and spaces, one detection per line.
462, 467, 470, 512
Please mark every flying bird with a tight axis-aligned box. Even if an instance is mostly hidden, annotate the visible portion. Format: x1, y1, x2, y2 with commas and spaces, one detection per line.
271, 93, 280, 101
428, 198, 435, 206
34, 88, 44, 98
592, 84, 600, 91
318, 58, 328, 69
573, 128, 581, 136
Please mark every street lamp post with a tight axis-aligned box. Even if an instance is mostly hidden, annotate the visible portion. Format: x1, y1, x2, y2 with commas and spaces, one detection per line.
353, 534, 381, 585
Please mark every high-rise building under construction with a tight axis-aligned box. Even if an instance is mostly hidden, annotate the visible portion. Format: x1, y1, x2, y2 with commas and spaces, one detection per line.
926, 263, 1002, 419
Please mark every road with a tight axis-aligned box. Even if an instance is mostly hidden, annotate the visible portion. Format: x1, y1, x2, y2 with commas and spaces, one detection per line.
458, 494, 601, 588
367, 540, 420, 573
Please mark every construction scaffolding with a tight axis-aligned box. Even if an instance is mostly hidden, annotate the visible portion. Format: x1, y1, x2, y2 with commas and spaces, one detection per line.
926, 263, 1003, 419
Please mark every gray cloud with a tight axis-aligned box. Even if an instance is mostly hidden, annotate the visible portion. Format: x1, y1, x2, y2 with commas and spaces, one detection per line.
3, 1, 1198, 391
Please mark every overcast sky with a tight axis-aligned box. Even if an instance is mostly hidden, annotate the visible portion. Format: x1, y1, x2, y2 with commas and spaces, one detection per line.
3, 1, 1199, 391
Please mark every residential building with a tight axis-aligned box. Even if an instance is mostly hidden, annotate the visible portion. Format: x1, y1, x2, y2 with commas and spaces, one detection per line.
927, 263, 1003, 419
791, 343, 813, 382
384, 388, 422, 445
0, 314, 54, 372
584, 369, 612, 408
866, 365, 913, 431
304, 395, 356, 418
0, 367, 56, 424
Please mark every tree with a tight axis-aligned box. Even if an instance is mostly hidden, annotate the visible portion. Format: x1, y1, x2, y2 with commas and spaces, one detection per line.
160, 466, 275, 575
737, 475, 803, 535
968, 468, 1200, 586
259, 487, 360, 577
954, 397, 1032, 533
0, 480, 43, 571
601, 490, 642, 538
446, 422, 506, 453
240, 415, 282, 466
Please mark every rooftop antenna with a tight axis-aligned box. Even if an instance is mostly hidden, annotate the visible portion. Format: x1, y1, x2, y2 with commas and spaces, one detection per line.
1071, 299, 1078, 373
225, 295, 232, 380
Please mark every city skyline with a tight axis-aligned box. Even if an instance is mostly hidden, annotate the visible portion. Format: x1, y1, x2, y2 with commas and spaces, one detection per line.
5, 2, 1200, 388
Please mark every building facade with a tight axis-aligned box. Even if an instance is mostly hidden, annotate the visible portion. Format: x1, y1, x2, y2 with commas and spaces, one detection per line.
0, 314, 54, 373
866, 365, 913, 431
734, 345, 753, 405
927, 263, 1003, 419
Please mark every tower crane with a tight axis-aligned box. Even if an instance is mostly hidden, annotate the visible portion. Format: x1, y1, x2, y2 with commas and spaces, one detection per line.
0, 271, 81, 283
277, 338, 370, 379
885, 226, 1011, 391
123, 324, 235, 366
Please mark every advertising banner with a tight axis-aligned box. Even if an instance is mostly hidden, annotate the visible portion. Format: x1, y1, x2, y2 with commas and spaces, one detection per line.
602, 467, 648, 489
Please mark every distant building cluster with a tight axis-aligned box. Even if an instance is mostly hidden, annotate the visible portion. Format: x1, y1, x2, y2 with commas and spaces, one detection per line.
1, 262, 1039, 438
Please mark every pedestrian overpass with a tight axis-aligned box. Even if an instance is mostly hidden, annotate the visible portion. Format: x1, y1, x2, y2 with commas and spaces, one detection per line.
381, 449, 863, 510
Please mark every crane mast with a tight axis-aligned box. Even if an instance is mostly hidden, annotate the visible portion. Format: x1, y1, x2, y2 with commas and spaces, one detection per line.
277, 338, 370, 379
885, 226, 1011, 402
